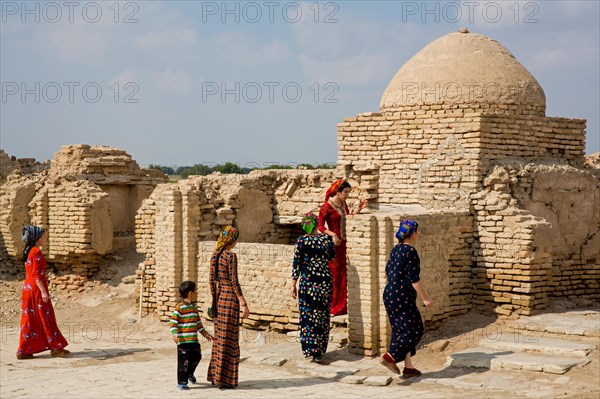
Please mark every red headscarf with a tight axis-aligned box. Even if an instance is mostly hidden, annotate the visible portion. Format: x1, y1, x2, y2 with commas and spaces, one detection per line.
325, 179, 346, 202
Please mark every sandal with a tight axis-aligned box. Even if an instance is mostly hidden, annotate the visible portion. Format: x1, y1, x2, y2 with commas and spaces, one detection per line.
379, 353, 400, 374
50, 349, 71, 357
16, 353, 33, 360
402, 367, 422, 379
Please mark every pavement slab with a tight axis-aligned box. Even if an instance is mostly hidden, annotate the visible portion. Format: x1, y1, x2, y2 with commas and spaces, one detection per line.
446, 347, 590, 374
478, 334, 597, 357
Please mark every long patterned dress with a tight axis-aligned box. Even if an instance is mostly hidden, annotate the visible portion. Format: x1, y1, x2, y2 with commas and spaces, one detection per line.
383, 243, 424, 362
292, 234, 335, 358
17, 247, 68, 356
207, 250, 243, 388
317, 199, 350, 315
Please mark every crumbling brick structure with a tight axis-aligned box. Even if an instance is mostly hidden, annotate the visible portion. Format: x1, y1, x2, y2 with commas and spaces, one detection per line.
0, 145, 166, 289
132, 30, 599, 356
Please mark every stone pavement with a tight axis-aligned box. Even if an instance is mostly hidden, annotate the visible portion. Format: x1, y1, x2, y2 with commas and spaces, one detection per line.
1, 311, 598, 398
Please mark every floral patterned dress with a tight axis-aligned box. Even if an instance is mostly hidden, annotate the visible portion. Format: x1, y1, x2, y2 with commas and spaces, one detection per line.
292, 234, 336, 358
17, 247, 68, 356
383, 243, 423, 362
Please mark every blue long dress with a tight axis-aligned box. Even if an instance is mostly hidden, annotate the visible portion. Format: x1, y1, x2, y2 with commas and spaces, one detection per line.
292, 234, 336, 358
383, 243, 424, 362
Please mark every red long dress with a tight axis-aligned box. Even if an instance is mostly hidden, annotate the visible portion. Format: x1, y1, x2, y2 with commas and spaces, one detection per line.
17, 247, 68, 356
318, 200, 350, 316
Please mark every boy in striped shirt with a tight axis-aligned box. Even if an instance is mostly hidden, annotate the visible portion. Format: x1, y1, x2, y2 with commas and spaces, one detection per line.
170, 281, 213, 390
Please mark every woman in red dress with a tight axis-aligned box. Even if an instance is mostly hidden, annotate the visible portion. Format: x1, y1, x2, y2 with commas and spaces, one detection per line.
17, 226, 69, 359
318, 180, 368, 316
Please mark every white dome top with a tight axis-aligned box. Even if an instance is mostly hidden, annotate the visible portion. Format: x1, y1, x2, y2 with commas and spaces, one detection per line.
380, 30, 546, 113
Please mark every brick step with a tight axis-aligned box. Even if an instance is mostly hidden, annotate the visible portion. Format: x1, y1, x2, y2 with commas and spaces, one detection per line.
446, 348, 590, 375
510, 311, 600, 338
479, 335, 596, 357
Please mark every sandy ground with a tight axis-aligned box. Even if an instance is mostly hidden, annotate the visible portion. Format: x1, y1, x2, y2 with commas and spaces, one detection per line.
0, 251, 598, 398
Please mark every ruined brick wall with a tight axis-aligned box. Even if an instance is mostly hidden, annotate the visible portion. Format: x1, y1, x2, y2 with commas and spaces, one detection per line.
0, 145, 166, 284
0, 150, 20, 184
196, 241, 296, 330
337, 109, 483, 209
135, 169, 367, 322
47, 181, 112, 276
337, 109, 587, 210
470, 162, 599, 316
345, 210, 473, 356
478, 115, 586, 161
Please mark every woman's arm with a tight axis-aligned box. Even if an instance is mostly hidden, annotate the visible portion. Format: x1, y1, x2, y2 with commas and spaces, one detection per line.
411, 281, 433, 307
348, 199, 368, 217
318, 205, 341, 245
35, 280, 49, 303
228, 252, 250, 318
31, 250, 49, 303
407, 248, 433, 308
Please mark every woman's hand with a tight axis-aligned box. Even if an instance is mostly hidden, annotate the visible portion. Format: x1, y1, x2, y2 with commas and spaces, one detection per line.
423, 297, 433, 308
291, 281, 298, 299
204, 333, 214, 342
332, 234, 342, 246
41, 291, 50, 303
358, 199, 368, 211
241, 304, 250, 319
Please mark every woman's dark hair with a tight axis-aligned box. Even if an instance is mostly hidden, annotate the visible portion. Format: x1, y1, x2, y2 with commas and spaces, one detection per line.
338, 181, 352, 193
178, 280, 197, 299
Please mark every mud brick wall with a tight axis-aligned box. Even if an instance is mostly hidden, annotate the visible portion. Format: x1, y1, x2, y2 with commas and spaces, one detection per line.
195, 241, 297, 330
469, 161, 600, 316
337, 109, 483, 209
47, 181, 112, 276
478, 115, 586, 162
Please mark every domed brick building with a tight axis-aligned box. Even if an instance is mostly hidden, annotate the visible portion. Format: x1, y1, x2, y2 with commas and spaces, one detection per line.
119, 30, 598, 357
339, 29, 599, 355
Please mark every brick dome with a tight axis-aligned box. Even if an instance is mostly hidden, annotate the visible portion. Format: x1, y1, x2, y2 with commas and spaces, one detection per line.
380, 30, 546, 115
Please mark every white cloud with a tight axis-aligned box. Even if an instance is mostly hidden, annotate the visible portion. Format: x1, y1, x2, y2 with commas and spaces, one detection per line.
298, 52, 394, 87
46, 27, 108, 62
150, 68, 193, 94
134, 28, 198, 50
209, 32, 290, 66
291, 5, 412, 88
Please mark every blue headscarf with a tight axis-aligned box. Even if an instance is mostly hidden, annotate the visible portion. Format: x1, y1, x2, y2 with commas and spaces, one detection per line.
22, 225, 45, 261
395, 219, 418, 241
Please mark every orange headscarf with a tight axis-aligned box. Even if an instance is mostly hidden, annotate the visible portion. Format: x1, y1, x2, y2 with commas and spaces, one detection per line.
325, 179, 346, 202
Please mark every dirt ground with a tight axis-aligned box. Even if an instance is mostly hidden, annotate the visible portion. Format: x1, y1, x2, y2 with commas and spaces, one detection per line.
1, 250, 598, 398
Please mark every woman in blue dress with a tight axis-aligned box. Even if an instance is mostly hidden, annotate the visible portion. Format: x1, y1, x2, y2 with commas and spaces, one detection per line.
291, 212, 336, 363
380, 219, 433, 378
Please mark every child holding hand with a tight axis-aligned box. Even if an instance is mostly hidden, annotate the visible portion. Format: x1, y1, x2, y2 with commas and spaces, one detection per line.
170, 281, 213, 390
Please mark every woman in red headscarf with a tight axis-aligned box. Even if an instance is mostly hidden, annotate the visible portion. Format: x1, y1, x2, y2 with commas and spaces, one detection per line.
317, 180, 368, 315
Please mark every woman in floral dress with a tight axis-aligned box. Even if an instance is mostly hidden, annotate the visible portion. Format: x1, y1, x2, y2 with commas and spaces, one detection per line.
291, 212, 336, 362
380, 220, 433, 379
17, 226, 70, 359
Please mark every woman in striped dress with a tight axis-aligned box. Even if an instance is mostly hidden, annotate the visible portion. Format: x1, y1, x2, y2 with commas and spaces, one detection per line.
207, 226, 250, 389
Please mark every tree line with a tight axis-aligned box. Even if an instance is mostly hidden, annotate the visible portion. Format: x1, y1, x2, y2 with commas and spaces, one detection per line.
148, 162, 336, 178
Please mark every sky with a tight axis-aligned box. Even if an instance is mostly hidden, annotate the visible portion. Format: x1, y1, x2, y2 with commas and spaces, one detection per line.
1, 0, 599, 169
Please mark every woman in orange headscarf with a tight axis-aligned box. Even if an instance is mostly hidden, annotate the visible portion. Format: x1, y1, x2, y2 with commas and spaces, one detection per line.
317, 180, 368, 315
